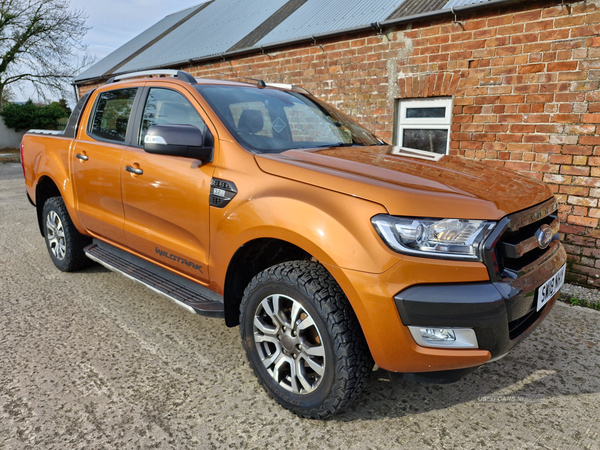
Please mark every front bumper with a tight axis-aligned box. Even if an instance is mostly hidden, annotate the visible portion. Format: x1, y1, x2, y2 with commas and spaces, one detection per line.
395, 240, 566, 359
327, 238, 566, 374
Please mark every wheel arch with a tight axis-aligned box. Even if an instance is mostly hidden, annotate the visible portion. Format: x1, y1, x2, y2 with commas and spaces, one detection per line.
35, 176, 62, 237
223, 238, 311, 327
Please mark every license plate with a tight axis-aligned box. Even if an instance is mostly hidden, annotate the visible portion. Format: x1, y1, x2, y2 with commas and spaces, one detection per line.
537, 264, 566, 311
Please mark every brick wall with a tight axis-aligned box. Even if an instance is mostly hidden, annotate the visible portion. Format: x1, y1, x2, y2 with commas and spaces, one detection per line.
77, 0, 600, 287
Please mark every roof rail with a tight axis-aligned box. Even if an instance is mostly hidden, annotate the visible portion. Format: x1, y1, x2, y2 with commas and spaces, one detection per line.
265, 83, 311, 95
105, 69, 196, 85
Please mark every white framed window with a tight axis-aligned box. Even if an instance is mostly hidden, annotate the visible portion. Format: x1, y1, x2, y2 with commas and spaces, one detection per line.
395, 98, 453, 155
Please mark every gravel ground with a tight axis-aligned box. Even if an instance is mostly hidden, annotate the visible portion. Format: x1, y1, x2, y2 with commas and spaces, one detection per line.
1, 162, 599, 450
560, 283, 600, 307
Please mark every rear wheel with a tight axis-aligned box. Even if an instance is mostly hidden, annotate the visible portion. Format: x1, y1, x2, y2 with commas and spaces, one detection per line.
240, 260, 373, 419
42, 196, 91, 272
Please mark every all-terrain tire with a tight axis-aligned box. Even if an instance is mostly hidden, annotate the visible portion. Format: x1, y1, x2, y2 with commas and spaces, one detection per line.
240, 260, 373, 419
42, 196, 92, 272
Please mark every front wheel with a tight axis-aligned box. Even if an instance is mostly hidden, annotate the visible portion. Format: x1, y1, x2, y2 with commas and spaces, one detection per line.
240, 261, 373, 419
42, 196, 91, 272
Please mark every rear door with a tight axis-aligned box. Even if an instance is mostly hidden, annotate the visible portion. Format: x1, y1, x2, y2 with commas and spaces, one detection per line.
120, 85, 214, 282
72, 87, 140, 244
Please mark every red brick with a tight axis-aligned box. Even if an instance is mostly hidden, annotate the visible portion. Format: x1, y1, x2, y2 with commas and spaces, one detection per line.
505, 161, 532, 171
523, 134, 549, 143
563, 145, 593, 155
512, 33, 539, 45
550, 155, 573, 164
488, 15, 513, 27
514, 84, 539, 94
556, 15, 586, 28
486, 36, 510, 47
553, 40, 583, 50
510, 124, 536, 133
547, 61, 578, 71
539, 30, 571, 43
568, 216, 599, 228
497, 114, 522, 123
573, 176, 600, 187
543, 174, 572, 184
507, 143, 531, 151
474, 29, 496, 40
551, 114, 580, 123
534, 144, 561, 153
518, 64, 545, 74
524, 114, 550, 123
558, 72, 588, 81
560, 186, 590, 196
582, 114, 600, 123
580, 136, 600, 145
525, 19, 554, 32
562, 166, 591, 176
564, 125, 596, 135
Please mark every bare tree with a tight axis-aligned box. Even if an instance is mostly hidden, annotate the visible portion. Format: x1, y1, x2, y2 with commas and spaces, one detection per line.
0, 0, 93, 107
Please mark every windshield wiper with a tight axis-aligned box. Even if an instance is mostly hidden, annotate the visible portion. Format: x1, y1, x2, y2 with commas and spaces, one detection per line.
315, 143, 367, 148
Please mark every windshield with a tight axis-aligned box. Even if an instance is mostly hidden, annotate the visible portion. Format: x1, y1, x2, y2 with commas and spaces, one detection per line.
195, 85, 382, 153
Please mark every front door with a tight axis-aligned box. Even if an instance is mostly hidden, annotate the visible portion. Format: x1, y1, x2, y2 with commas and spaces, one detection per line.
121, 87, 213, 282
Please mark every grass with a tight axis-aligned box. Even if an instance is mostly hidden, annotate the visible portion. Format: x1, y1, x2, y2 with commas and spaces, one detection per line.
560, 294, 600, 311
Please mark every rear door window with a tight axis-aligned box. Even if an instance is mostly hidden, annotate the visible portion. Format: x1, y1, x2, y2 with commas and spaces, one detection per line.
89, 88, 138, 143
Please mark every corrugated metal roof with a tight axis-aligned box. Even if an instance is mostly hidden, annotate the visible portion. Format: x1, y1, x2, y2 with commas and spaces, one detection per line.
75, 0, 511, 83
443, 0, 491, 8
74, 4, 202, 82
116, 0, 289, 73
387, 0, 447, 20
256, 0, 405, 47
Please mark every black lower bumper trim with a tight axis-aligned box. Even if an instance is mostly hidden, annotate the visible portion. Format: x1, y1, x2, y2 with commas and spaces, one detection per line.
395, 242, 566, 359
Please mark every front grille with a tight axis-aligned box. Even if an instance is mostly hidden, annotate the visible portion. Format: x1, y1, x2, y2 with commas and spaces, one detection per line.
485, 198, 559, 280
499, 214, 556, 275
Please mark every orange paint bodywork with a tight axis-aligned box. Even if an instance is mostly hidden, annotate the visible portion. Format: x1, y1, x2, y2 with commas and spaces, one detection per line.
21, 77, 558, 373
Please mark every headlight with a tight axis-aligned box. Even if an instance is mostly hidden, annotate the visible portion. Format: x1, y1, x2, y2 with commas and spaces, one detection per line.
371, 215, 495, 261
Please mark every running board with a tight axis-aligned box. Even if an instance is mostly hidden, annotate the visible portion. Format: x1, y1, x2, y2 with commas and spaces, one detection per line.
84, 240, 224, 318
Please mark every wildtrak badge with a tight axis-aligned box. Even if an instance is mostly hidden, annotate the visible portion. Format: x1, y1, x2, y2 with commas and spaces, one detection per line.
155, 247, 203, 273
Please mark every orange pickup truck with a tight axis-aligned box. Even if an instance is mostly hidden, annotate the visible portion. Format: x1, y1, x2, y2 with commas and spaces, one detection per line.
21, 70, 566, 418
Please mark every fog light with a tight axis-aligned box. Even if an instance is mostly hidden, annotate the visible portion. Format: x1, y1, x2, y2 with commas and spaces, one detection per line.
408, 326, 478, 349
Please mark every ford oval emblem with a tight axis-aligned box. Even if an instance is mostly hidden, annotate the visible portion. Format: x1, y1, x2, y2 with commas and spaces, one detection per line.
536, 224, 554, 249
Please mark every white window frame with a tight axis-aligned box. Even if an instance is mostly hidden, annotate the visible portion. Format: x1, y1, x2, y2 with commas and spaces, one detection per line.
395, 97, 453, 155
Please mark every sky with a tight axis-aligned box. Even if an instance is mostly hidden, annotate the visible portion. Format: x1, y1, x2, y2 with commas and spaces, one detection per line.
15, 0, 205, 102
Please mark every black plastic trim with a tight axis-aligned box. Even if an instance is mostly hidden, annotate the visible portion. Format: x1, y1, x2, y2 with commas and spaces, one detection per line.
395, 283, 509, 357
127, 86, 149, 147
210, 178, 237, 208
144, 124, 213, 161
63, 90, 94, 139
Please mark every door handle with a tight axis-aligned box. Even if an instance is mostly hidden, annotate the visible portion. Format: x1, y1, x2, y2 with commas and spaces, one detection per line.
126, 165, 143, 175
76, 153, 89, 161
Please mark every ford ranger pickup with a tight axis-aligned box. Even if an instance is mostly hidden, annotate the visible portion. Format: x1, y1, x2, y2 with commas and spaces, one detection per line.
21, 69, 567, 419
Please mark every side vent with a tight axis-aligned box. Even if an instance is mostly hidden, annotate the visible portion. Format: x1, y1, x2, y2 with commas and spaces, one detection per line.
210, 178, 238, 208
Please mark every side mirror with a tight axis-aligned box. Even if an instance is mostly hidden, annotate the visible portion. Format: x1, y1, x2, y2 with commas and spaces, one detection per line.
144, 124, 213, 162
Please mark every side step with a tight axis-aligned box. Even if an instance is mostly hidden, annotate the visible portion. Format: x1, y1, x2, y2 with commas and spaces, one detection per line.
84, 240, 224, 318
